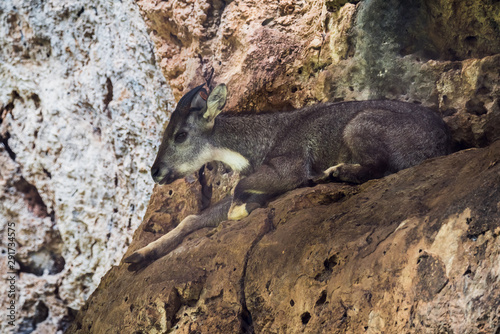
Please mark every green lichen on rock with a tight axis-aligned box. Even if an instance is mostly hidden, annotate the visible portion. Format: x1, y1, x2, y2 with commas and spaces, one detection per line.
325, 0, 360, 13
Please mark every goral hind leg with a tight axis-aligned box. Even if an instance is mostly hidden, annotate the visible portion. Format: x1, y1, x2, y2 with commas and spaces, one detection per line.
314, 162, 386, 184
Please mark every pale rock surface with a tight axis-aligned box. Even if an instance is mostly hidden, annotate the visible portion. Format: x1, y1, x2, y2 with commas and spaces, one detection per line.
0, 0, 172, 332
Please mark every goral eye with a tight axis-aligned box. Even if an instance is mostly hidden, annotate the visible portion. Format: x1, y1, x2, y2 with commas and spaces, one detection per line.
174, 132, 187, 143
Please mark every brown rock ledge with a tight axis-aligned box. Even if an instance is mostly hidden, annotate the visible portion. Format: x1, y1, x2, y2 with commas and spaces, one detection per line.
67, 140, 500, 333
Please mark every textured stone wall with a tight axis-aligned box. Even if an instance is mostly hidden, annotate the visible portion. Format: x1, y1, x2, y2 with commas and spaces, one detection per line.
3, 0, 500, 333
0, 0, 172, 332
66, 0, 500, 333
69, 141, 500, 334
138, 0, 500, 148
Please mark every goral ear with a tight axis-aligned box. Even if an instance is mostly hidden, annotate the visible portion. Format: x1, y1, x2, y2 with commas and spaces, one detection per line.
203, 84, 227, 123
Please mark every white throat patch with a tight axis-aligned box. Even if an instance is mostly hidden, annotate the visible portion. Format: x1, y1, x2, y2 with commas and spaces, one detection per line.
211, 147, 250, 172
177, 145, 250, 174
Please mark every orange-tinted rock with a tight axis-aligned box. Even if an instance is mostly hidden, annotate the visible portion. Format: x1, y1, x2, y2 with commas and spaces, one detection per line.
66, 0, 500, 333
67, 140, 500, 333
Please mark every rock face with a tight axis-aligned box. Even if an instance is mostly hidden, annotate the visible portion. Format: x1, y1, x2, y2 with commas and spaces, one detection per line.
66, 0, 500, 333
0, 0, 171, 332
68, 138, 500, 333
138, 0, 500, 148
3, 0, 500, 333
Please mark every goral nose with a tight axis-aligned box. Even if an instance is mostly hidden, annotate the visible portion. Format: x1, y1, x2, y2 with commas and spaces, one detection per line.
151, 163, 166, 183
151, 163, 175, 184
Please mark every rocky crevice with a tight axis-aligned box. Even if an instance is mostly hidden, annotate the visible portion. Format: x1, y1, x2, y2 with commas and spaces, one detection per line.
13, 177, 50, 219
0, 91, 21, 161
238, 208, 276, 334
0, 131, 17, 161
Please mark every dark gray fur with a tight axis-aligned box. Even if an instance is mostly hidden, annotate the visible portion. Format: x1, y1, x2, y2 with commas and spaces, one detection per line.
217, 100, 450, 178
211, 100, 451, 207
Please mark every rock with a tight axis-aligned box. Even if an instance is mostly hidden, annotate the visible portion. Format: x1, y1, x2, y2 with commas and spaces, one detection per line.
3, 0, 500, 332
67, 138, 500, 334
68, 0, 499, 332
0, 0, 171, 332
137, 0, 500, 147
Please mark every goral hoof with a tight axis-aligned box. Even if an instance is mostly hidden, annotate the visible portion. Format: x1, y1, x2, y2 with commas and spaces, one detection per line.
124, 252, 144, 264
